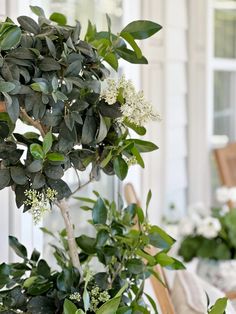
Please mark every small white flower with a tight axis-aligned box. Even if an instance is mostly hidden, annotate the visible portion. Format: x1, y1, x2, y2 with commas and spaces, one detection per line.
216, 186, 230, 204
228, 187, 236, 204
179, 217, 195, 236
188, 202, 208, 218
100, 76, 161, 126
197, 217, 221, 239
219, 204, 230, 216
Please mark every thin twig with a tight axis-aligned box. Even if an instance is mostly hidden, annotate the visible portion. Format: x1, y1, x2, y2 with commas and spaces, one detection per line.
71, 176, 94, 196
20, 108, 46, 137
56, 198, 83, 282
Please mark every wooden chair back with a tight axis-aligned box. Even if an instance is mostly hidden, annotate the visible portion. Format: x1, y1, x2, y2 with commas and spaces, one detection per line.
124, 183, 175, 314
214, 142, 236, 187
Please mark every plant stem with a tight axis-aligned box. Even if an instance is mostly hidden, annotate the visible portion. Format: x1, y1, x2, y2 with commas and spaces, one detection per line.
19, 108, 46, 137
56, 198, 83, 281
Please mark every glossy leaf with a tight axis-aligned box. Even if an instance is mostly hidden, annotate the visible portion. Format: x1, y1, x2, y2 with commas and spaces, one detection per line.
0, 26, 22, 50
114, 156, 128, 180
92, 197, 107, 224
96, 296, 121, 314
50, 12, 67, 26
63, 299, 77, 314
43, 132, 53, 154
120, 31, 142, 59
17, 16, 40, 34
9, 235, 27, 259
30, 143, 44, 160
47, 152, 65, 162
121, 20, 162, 40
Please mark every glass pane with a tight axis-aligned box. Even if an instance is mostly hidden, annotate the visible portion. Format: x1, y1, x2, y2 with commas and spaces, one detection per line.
213, 71, 236, 140
215, 9, 236, 58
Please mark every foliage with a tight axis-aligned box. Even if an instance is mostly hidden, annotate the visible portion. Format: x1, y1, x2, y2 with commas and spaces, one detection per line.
0, 6, 161, 210
179, 208, 236, 262
208, 298, 228, 314
0, 193, 184, 313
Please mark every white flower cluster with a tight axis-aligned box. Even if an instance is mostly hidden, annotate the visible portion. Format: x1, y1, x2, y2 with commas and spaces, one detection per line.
70, 291, 81, 302
216, 186, 236, 204
24, 188, 57, 224
179, 202, 221, 239
100, 76, 161, 126
89, 285, 110, 312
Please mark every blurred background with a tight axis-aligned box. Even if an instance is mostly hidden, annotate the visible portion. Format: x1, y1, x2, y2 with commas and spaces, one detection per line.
0, 0, 235, 264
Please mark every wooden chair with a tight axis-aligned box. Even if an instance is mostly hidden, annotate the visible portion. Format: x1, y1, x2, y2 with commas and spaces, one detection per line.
124, 183, 175, 314
214, 142, 236, 187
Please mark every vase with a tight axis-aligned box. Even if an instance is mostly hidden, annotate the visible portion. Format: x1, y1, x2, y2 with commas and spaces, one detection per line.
197, 258, 236, 293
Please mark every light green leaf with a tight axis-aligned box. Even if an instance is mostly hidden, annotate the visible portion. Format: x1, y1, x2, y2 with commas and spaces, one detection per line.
47, 152, 64, 162
208, 298, 228, 314
63, 299, 77, 314
50, 12, 67, 26
30, 5, 45, 17
43, 132, 53, 154
96, 297, 121, 314
30, 82, 49, 94
30, 143, 44, 160
104, 52, 118, 71
121, 20, 162, 40
120, 31, 142, 59
83, 288, 90, 312
124, 120, 146, 136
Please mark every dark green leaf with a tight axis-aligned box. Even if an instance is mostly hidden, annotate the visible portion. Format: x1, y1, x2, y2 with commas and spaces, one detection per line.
92, 197, 107, 224
148, 226, 175, 250
5, 95, 19, 123
0, 81, 15, 92
125, 139, 158, 153
37, 259, 51, 278
0, 26, 22, 50
27, 296, 55, 314
116, 47, 148, 64
0, 168, 11, 190
96, 114, 108, 143
45, 36, 56, 58
17, 16, 40, 34
47, 178, 72, 199
76, 235, 96, 254
126, 258, 144, 274
39, 57, 61, 71
9, 236, 27, 259
114, 156, 128, 180
121, 20, 162, 40
124, 120, 146, 135
10, 166, 28, 185
27, 160, 43, 173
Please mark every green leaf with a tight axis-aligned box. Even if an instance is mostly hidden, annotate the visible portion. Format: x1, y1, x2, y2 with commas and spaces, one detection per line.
116, 47, 148, 64
92, 197, 107, 224
114, 156, 128, 180
83, 287, 90, 312
76, 235, 96, 254
30, 143, 44, 160
45, 36, 57, 58
131, 146, 144, 168
121, 20, 162, 40
10, 166, 28, 185
126, 258, 144, 274
208, 298, 228, 314
124, 120, 146, 135
30, 82, 49, 94
43, 132, 53, 154
0, 168, 11, 190
0, 26, 22, 50
39, 57, 61, 71
76, 310, 85, 314
104, 52, 118, 71
96, 296, 121, 314
30, 5, 45, 17
0, 81, 15, 92
17, 16, 40, 34
148, 226, 175, 250
96, 114, 108, 143
120, 31, 142, 59
146, 190, 152, 211
27, 160, 43, 173
125, 139, 158, 153
5, 94, 19, 123
0, 263, 10, 286
9, 236, 27, 259
50, 12, 67, 26
47, 152, 65, 162
63, 299, 77, 314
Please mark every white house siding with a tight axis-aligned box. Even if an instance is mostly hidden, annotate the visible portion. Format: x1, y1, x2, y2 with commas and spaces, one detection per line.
140, 0, 188, 223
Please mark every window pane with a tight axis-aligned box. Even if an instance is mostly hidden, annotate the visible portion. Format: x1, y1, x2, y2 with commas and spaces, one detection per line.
215, 9, 236, 58
213, 71, 236, 140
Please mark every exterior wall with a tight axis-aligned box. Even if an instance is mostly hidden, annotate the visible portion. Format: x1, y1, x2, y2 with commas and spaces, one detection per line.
141, 0, 188, 223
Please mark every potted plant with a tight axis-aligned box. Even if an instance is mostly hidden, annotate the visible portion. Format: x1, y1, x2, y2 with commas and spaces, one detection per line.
0, 5, 185, 313
178, 187, 236, 294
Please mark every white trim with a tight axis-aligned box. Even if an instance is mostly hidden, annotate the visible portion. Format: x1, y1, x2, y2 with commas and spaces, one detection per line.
212, 58, 236, 71
188, 0, 213, 207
